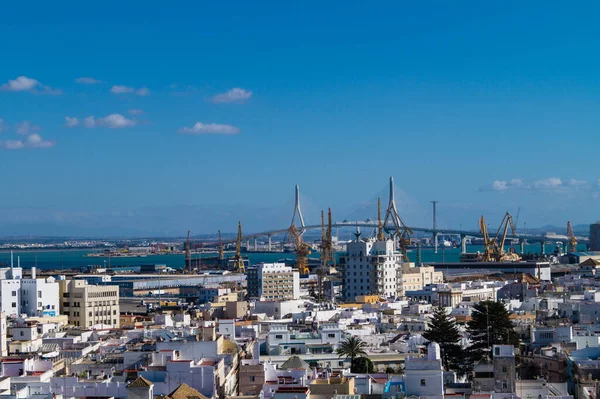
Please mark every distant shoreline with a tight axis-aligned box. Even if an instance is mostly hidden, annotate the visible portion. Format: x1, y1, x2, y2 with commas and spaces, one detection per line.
0, 248, 96, 254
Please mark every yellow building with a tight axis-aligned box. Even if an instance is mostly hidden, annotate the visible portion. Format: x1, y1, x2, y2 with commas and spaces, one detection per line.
310, 377, 355, 399
59, 279, 120, 328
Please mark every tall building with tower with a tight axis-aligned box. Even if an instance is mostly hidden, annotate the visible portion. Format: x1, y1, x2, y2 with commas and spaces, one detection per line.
341, 233, 403, 301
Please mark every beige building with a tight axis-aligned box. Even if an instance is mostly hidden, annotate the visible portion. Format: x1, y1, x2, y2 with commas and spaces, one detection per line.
399, 264, 444, 297
247, 263, 300, 301
59, 280, 120, 328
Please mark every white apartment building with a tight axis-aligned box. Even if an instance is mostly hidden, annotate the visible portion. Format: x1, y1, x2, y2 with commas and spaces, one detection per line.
0, 266, 59, 318
341, 237, 402, 301
247, 263, 300, 301
59, 279, 120, 328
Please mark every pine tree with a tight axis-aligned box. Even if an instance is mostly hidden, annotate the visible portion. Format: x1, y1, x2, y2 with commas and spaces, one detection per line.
467, 300, 519, 362
423, 306, 462, 371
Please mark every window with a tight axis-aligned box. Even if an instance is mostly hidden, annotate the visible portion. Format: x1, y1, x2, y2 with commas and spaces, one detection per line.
11, 291, 16, 297
502, 366, 507, 373
20, 331, 24, 337
502, 381, 507, 389
38, 291, 42, 298
421, 379, 426, 386
494, 347, 500, 356
38, 302, 42, 308
11, 302, 16, 308
113, 319, 117, 325
328, 333, 335, 338
249, 376, 256, 382
275, 334, 283, 339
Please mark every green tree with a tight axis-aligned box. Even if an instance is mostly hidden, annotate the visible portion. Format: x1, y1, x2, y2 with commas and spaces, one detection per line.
467, 300, 519, 362
385, 366, 395, 374
337, 336, 368, 368
351, 357, 375, 373
423, 306, 463, 371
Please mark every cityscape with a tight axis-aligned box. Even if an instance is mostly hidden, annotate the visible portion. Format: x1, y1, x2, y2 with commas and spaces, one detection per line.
3, 3, 600, 399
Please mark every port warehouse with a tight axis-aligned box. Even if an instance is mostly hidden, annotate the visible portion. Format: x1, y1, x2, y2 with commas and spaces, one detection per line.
430, 261, 551, 281
72, 271, 246, 297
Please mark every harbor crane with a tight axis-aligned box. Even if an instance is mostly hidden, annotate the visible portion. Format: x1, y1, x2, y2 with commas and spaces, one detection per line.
320, 208, 335, 269
479, 212, 521, 262
185, 230, 192, 273
218, 230, 224, 262
287, 224, 311, 275
567, 221, 577, 253
232, 222, 246, 273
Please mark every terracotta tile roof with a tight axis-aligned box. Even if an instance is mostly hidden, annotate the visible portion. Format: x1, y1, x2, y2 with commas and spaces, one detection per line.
165, 383, 209, 399
127, 376, 153, 388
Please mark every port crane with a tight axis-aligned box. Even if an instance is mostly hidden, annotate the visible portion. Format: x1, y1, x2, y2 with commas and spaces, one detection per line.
567, 221, 577, 253
377, 198, 386, 242
218, 230, 224, 263
320, 208, 335, 269
287, 224, 311, 275
232, 222, 246, 273
479, 212, 520, 262
185, 230, 192, 273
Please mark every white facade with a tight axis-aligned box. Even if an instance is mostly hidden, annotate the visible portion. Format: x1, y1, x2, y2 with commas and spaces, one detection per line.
404, 342, 444, 399
0, 266, 59, 318
247, 263, 300, 301
342, 238, 402, 300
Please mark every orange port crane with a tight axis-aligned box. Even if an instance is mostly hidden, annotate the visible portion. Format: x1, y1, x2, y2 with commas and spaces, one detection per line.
218, 230, 224, 262
232, 222, 246, 273
479, 212, 520, 262
567, 221, 577, 253
320, 208, 335, 269
287, 224, 311, 275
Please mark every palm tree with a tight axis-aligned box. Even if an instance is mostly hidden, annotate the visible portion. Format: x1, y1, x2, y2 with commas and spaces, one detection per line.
336, 336, 368, 366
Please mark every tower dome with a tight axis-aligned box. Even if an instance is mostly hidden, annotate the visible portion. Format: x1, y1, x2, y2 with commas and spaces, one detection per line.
427, 342, 441, 361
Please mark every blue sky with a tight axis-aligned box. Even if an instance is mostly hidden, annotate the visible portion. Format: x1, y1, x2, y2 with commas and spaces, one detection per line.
1, 1, 599, 236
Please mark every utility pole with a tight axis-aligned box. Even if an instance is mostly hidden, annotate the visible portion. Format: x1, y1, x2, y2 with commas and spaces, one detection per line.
431, 201, 438, 253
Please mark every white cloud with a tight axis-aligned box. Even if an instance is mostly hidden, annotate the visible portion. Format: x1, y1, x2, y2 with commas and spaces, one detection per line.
25, 133, 55, 148
0, 134, 55, 150
179, 122, 240, 135
211, 87, 252, 103
568, 178, 587, 187
488, 177, 589, 192
492, 180, 508, 191
66, 114, 137, 129
128, 109, 144, 115
0, 76, 39, 91
75, 77, 103, 84
531, 177, 562, 190
64, 117, 79, 127
0, 76, 61, 94
136, 87, 150, 96
111, 85, 150, 96
111, 85, 133, 94
15, 121, 40, 135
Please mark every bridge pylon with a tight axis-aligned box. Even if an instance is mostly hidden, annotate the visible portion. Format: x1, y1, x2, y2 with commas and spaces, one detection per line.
290, 185, 306, 234
383, 176, 413, 260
